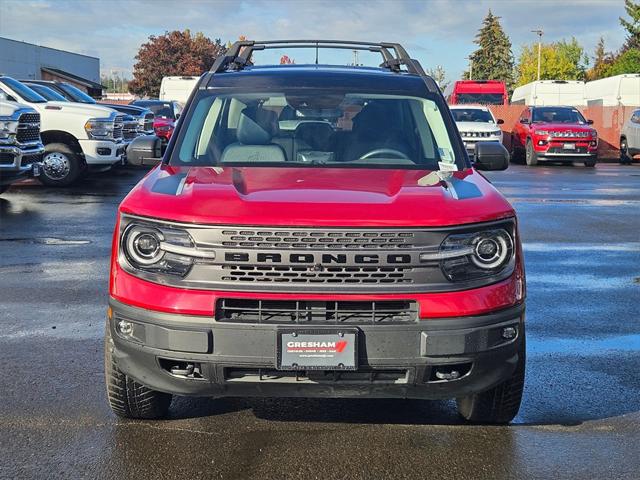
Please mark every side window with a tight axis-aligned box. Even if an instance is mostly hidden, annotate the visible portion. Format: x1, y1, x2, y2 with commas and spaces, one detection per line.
632, 111, 640, 124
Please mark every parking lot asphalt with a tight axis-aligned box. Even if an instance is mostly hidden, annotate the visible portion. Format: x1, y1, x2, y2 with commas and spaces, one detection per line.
1, 163, 639, 479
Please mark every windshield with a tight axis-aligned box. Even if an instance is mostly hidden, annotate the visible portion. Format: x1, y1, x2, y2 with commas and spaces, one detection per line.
27, 84, 68, 102
173, 89, 461, 171
532, 107, 587, 124
0, 77, 47, 103
451, 108, 494, 123
57, 83, 97, 103
456, 93, 504, 105
133, 101, 175, 119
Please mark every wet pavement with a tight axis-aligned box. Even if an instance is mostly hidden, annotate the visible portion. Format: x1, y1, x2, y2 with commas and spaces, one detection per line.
1, 163, 639, 479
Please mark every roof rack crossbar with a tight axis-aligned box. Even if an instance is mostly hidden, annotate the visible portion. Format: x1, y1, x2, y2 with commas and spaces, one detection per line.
210, 39, 422, 75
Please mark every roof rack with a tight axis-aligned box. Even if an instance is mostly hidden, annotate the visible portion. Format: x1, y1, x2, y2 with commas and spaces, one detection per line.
209, 39, 428, 76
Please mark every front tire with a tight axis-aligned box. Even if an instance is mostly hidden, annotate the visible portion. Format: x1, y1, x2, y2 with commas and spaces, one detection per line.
40, 143, 83, 186
525, 139, 538, 166
456, 333, 525, 424
104, 324, 172, 419
620, 137, 633, 165
584, 158, 597, 168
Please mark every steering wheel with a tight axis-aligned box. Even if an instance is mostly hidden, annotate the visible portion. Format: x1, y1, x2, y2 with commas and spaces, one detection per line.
358, 148, 410, 160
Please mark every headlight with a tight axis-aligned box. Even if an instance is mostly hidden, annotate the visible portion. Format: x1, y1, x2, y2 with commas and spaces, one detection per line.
0, 119, 18, 140
84, 118, 114, 139
121, 223, 198, 277
437, 227, 515, 282
491, 130, 502, 137
535, 130, 549, 136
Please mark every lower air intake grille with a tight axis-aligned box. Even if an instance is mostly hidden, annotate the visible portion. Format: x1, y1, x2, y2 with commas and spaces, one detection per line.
216, 299, 418, 324
221, 265, 411, 285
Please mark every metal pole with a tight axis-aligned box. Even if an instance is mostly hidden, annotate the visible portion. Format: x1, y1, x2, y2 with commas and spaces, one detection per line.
531, 29, 544, 81
465, 56, 473, 80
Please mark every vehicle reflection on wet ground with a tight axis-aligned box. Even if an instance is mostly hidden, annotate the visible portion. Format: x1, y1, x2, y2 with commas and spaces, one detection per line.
1, 163, 639, 479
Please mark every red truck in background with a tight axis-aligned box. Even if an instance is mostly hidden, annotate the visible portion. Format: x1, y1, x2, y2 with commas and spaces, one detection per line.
448, 80, 508, 106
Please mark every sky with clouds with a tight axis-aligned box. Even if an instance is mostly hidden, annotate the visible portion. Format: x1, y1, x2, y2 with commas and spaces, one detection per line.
0, 0, 629, 81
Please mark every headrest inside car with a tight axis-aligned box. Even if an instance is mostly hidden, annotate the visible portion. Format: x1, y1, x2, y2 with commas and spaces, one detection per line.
237, 107, 279, 145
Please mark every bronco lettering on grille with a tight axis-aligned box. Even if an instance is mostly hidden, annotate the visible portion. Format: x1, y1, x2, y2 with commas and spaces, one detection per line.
224, 252, 412, 265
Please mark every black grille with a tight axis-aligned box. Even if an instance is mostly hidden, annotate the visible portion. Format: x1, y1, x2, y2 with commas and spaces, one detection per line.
219, 229, 415, 249
547, 146, 589, 154
123, 121, 138, 140
21, 155, 40, 167
142, 113, 154, 132
461, 131, 492, 138
19, 113, 39, 124
113, 116, 124, 140
16, 112, 41, 144
216, 298, 417, 324
0, 153, 14, 165
224, 368, 409, 383
221, 264, 411, 285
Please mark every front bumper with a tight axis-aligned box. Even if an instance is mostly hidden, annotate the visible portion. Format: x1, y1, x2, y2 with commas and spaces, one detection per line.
0, 142, 44, 185
534, 139, 598, 158
79, 139, 125, 166
108, 298, 524, 400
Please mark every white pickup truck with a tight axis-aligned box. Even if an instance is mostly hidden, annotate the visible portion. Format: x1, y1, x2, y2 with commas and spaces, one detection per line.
0, 76, 125, 186
0, 99, 44, 194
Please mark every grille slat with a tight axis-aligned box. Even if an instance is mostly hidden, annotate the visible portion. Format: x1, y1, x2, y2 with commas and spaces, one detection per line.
220, 264, 412, 285
216, 299, 417, 324
218, 229, 416, 250
113, 115, 125, 140
16, 112, 41, 144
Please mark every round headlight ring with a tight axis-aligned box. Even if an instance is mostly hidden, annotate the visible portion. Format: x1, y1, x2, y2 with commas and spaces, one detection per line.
124, 226, 164, 266
471, 230, 512, 269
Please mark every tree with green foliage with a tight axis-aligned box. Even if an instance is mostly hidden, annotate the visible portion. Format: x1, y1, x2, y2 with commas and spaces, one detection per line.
516, 37, 587, 86
606, 47, 640, 75
620, 0, 640, 51
129, 30, 226, 97
465, 11, 514, 88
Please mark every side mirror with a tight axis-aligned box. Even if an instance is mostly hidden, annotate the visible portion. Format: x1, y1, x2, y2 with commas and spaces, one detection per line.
496, 118, 505, 125
474, 142, 509, 171
586, 119, 594, 125
519, 118, 529, 124
127, 135, 163, 166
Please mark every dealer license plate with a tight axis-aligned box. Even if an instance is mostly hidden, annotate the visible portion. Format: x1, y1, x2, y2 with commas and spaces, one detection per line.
563, 143, 576, 150
277, 329, 358, 371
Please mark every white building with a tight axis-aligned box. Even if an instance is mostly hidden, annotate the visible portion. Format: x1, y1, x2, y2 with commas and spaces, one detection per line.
0, 37, 103, 97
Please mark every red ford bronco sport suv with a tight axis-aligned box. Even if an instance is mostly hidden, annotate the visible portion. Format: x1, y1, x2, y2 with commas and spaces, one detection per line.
106, 40, 525, 424
511, 106, 598, 167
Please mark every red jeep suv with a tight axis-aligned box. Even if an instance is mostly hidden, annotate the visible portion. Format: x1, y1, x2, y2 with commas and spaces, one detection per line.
511, 106, 598, 166
106, 40, 526, 424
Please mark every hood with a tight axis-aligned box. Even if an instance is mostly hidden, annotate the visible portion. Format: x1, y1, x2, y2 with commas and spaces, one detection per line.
0, 99, 34, 117
455, 121, 500, 132
32, 101, 117, 118
531, 122, 592, 132
120, 166, 515, 227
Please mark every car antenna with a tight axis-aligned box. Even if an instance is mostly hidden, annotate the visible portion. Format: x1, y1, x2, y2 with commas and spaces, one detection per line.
315, 41, 319, 65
